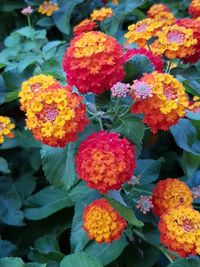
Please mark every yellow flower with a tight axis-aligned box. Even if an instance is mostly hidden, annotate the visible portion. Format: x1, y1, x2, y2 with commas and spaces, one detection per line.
38, 1, 58, 16
91, 7, 113, 22
0, 116, 15, 144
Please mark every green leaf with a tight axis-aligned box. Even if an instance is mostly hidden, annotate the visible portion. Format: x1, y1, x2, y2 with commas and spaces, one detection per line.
171, 119, 200, 155
124, 54, 155, 83
0, 240, 17, 258
40, 58, 65, 82
15, 172, 36, 201
42, 41, 65, 61
5, 91, 19, 103
106, 198, 144, 228
84, 236, 128, 266
0, 257, 24, 267
168, 258, 200, 267
24, 186, 73, 220
68, 181, 93, 203
186, 111, 200, 121
4, 34, 20, 48
0, 176, 24, 226
52, 0, 84, 34
113, 114, 145, 145
183, 152, 200, 178
60, 252, 103, 267
134, 159, 161, 184
0, 157, 11, 174
16, 27, 35, 39
18, 54, 36, 73
41, 143, 77, 190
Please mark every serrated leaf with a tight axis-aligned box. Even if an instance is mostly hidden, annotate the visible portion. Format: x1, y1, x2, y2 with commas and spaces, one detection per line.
124, 54, 155, 83
106, 198, 144, 228
0, 257, 24, 267
24, 186, 73, 220
41, 143, 77, 190
0, 176, 24, 226
134, 159, 161, 184
113, 114, 145, 145
60, 252, 103, 267
0, 240, 17, 258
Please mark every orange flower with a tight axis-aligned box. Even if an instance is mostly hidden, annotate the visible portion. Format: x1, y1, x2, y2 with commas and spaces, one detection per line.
131, 72, 189, 133
90, 7, 113, 22
38, 1, 58, 16
147, 4, 170, 18
189, 0, 200, 18
73, 19, 97, 36
152, 178, 193, 217
76, 131, 136, 193
153, 11, 176, 27
83, 198, 127, 243
152, 25, 197, 59
125, 18, 162, 47
63, 31, 125, 94
177, 18, 200, 63
0, 116, 15, 144
25, 84, 88, 147
159, 206, 200, 257
19, 74, 60, 111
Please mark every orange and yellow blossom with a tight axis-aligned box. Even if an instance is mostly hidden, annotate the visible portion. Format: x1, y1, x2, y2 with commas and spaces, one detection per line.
125, 18, 162, 47
159, 206, 200, 257
19, 74, 59, 111
147, 3, 170, 18
152, 178, 193, 217
38, 1, 58, 16
0, 116, 15, 144
83, 199, 127, 243
25, 84, 88, 147
90, 7, 113, 22
152, 25, 197, 59
131, 72, 189, 133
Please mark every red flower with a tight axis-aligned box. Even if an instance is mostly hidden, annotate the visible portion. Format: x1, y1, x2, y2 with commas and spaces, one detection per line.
76, 131, 136, 193
62, 31, 125, 94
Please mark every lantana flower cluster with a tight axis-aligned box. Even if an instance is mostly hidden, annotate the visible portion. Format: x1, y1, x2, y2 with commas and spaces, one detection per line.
76, 131, 136, 193
73, 19, 97, 36
62, 31, 125, 94
0, 116, 15, 144
83, 198, 127, 243
90, 7, 113, 22
38, 1, 58, 16
130, 72, 189, 133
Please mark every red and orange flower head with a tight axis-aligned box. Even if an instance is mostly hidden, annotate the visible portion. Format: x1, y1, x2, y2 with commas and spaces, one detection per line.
152, 25, 197, 59
90, 7, 113, 22
38, 1, 58, 16
0, 116, 15, 144
76, 131, 136, 193
62, 31, 125, 94
189, 0, 200, 18
131, 72, 189, 133
125, 48, 163, 72
177, 18, 200, 63
25, 84, 88, 147
125, 18, 162, 48
159, 206, 200, 257
83, 198, 127, 243
147, 3, 170, 18
152, 178, 193, 217
19, 74, 60, 112
73, 19, 97, 36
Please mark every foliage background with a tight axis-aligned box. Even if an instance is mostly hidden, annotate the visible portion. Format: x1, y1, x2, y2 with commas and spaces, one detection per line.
0, 0, 200, 266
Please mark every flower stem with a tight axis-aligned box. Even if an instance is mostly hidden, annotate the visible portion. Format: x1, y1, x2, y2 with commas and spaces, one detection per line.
166, 59, 172, 73
27, 15, 32, 27
132, 187, 152, 195
147, 43, 152, 52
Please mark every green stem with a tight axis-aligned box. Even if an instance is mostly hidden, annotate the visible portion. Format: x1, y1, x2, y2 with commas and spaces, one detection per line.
132, 187, 152, 195
98, 117, 104, 130
113, 97, 120, 112
147, 43, 152, 52
166, 59, 172, 73
27, 15, 32, 27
